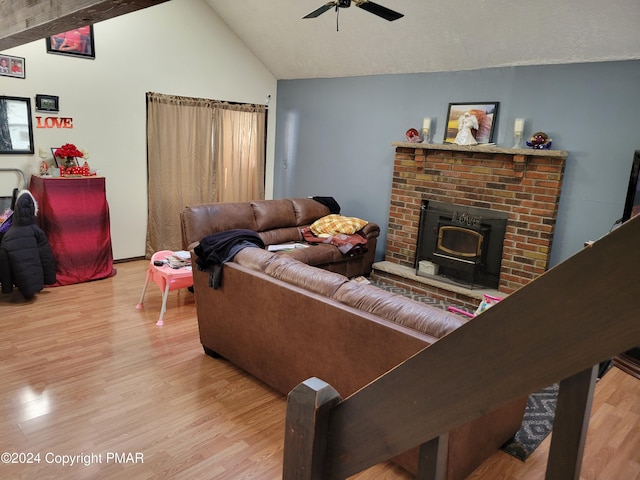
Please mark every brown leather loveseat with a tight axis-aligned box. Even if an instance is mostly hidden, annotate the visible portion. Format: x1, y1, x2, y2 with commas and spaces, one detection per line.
180, 199, 528, 480
180, 197, 379, 278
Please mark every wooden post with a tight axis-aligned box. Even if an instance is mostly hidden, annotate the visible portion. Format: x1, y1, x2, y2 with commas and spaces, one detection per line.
545, 365, 598, 480
283, 377, 341, 480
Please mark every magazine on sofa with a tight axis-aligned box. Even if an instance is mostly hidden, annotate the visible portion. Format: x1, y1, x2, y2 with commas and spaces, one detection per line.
267, 243, 309, 252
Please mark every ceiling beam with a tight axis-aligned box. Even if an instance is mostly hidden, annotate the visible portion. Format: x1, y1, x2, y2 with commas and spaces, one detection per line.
0, 0, 170, 52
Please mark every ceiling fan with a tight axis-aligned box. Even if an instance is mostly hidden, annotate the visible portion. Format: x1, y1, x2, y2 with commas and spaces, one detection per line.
303, 0, 404, 24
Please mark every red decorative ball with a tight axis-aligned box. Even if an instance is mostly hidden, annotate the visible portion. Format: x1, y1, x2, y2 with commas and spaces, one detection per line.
405, 128, 423, 143
406, 128, 419, 138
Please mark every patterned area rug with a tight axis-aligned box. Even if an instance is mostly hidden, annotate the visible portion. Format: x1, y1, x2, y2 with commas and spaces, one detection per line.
368, 278, 557, 461
368, 278, 449, 308
500, 384, 558, 460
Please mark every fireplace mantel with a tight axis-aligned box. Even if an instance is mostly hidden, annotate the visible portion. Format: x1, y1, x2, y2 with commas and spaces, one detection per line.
380, 141, 568, 302
391, 141, 568, 158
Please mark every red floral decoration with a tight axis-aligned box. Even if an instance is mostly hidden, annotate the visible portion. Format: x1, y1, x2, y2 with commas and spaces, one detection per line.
54, 143, 84, 159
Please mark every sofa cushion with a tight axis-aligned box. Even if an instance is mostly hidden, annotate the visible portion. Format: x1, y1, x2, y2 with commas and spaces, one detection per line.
264, 256, 349, 297
258, 227, 303, 246
333, 282, 466, 338
251, 199, 297, 231
310, 214, 368, 236
233, 247, 280, 273
290, 198, 331, 226
281, 243, 347, 266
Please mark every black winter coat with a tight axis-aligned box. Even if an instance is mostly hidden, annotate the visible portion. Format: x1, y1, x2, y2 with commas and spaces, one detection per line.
0, 190, 56, 299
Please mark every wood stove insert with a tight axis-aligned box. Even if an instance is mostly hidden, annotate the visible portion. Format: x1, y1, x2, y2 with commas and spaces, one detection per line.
416, 200, 508, 289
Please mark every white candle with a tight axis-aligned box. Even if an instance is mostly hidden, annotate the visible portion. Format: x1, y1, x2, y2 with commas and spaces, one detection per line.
514, 118, 524, 134
423, 117, 431, 131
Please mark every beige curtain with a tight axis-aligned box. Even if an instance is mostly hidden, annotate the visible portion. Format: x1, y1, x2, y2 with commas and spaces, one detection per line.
214, 103, 266, 202
145, 93, 266, 257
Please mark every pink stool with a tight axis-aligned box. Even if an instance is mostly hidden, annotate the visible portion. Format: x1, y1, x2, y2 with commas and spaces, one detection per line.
136, 250, 194, 326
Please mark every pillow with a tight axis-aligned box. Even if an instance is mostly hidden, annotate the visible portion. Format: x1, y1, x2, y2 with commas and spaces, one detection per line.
310, 214, 368, 236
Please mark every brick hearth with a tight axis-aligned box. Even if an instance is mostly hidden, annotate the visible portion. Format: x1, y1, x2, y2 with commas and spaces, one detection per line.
375, 142, 568, 306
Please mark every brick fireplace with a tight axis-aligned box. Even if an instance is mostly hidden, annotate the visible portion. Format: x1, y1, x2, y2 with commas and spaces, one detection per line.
373, 142, 568, 307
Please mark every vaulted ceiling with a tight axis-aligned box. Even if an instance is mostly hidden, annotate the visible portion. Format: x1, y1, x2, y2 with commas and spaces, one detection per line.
2, 0, 639, 80
204, 0, 640, 79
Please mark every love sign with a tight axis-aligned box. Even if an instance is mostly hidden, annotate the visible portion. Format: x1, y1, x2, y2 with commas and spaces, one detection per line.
35, 116, 73, 128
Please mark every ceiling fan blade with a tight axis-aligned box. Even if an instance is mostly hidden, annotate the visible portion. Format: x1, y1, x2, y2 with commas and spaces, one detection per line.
303, 2, 336, 19
356, 1, 404, 21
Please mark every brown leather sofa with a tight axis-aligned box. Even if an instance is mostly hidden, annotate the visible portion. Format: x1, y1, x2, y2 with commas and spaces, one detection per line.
184, 231, 528, 478
180, 197, 380, 278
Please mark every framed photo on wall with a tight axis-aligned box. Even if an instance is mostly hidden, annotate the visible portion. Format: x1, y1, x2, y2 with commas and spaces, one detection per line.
46, 25, 95, 59
0, 96, 34, 154
0, 55, 25, 79
444, 102, 499, 144
35, 94, 60, 112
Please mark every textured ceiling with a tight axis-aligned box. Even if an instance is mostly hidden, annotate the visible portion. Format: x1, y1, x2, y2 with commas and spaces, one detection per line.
205, 0, 640, 79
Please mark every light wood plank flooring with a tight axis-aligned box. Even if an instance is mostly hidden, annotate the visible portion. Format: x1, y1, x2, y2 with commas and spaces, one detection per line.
0, 260, 637, 479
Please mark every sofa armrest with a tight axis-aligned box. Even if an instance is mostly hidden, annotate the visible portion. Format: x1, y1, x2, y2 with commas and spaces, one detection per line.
360, 222, 380, 240
180, 202, 258, 249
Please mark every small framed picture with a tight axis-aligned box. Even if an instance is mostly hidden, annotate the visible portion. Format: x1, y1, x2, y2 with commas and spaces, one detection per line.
46, 25, 95, 59
0, 55, 25, 79
444, 102, 499, 144
35, 95, 60, 112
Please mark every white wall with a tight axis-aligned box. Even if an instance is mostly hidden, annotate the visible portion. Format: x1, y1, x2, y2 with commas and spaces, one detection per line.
0, 0, 277, 260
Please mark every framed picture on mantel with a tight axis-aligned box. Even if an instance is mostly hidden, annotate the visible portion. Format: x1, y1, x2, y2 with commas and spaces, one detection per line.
444, 102, 499, 145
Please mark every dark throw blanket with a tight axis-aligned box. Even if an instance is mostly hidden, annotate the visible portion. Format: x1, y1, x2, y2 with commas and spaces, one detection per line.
194, 229, 265, 289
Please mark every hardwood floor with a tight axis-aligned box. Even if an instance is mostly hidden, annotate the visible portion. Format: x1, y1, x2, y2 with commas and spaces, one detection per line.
0, 259, 637, 479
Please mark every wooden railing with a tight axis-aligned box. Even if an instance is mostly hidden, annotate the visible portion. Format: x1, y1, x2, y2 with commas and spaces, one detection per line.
283, 214, 640, 479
